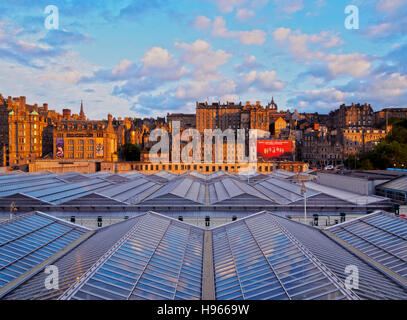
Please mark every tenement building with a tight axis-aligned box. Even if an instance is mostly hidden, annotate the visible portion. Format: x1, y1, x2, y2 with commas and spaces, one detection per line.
300, 127, 343, 168
0, 95, 48, 166
196, 99, 279, 133
375, 108, 407, 124
340, 128, 387, 158
167, 113, 196, 129
330, 103, 375, 129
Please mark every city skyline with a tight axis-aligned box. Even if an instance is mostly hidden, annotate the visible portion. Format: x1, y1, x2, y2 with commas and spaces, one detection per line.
0, 0, 406, 120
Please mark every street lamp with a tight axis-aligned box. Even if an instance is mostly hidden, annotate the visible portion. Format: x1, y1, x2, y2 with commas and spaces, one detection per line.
301, 181, 307, 225
10, 202, 17, 220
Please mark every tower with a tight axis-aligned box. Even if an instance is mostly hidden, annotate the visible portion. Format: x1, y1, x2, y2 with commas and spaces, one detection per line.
79, 100, 85, 120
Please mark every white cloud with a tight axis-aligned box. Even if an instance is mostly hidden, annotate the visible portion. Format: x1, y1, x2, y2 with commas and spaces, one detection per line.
111, 59, 133, 76
193, 16, 212, 30
288, 88, 349, 110
175, 39, 231, 80
273, 0, 304, 14
273, 27, 372, 80
199, 16, 267, 45
208, 0, 249, 13
239, 30, 267, 45
273, 27, 344, 60
239, 70, 285, 91
175, 79, 237, 100
40, 67, 83, 84
273, 27, 291, 41
325, 53, 371, 78
236, 8, 255, 21
141, 47, 175, 69
234, 55, 264, 72
376, 0, 406, 12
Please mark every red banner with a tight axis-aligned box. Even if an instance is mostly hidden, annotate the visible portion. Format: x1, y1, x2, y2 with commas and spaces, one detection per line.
257, 140, 292, 159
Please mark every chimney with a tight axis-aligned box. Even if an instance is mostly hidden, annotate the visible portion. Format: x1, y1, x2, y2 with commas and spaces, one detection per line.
20, 96, 26, 109
63, 109, 71, 119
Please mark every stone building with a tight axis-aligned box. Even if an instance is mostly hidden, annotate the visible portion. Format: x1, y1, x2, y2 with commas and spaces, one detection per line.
329, 103, 375, 129
270, 117, 287, 137
0, 95, 48, 166
339, 128, 387, 158
196, 99, 279, 134
375, 108, 407, 124
53, 114, 118, 162
167, 113, 196, 129
300, 128, 343, 168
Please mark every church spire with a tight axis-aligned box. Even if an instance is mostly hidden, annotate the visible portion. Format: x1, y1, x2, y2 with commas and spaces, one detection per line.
80, 100, 85, 120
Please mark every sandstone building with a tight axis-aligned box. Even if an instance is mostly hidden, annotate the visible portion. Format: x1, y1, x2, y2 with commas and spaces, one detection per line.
0, 95, 48, 166
196, 99, 279, 133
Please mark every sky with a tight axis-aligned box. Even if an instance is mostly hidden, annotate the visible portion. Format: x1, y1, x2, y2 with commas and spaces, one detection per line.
0, 0, 406, 119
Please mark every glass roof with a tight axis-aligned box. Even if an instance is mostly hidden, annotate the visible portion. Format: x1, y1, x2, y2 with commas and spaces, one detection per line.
99, 179, 161, 204
2, 210, 407, 300
212, 212, 352, 300
0, 212, 88, 295
67, 213, 204, 300
327, 212, 407, 279
3, 215, 144, 300
26, 179, 114, 204
0, 171, 394, 210
274, 214, 407, 300
378, 176, 407, 192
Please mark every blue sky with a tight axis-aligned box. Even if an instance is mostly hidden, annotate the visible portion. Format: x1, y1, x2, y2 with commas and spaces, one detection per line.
0, 0, 406, 119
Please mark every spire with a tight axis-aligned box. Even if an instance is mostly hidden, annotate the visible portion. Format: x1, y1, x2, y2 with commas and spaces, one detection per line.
80, 100, 85, 120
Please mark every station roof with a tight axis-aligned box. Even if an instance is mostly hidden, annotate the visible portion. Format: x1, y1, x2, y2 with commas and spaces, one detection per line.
0, 211, 89, 298
326, 211, 407, 282
0, 171, 392, 210
1, 210, 407, 300
377, 176, 407, 192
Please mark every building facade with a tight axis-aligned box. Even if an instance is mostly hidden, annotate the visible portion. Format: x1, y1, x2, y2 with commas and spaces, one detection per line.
330, 103, 375, 129
167, 113, 196, 129
53, 114, 118, 162
196, 99, 279, 134
340, 128, 387, 158
0, 95, 47, 166
300, 128, 343, 168
375, 108, 407, 124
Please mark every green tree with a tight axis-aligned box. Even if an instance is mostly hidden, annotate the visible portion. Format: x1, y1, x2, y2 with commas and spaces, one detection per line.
120, 143, 141, 161
345, 119, 407, 170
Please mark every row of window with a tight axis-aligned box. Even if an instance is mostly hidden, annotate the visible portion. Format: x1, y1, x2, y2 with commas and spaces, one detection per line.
65, 153, 95, 159
136, 163, 274, 172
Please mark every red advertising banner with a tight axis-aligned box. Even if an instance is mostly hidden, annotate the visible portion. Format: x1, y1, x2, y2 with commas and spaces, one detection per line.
257, 140, 292, 159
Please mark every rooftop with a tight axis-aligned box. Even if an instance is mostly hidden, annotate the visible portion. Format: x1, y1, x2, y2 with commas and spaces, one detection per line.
1, 210, 406, 300
0, 171, 392, 214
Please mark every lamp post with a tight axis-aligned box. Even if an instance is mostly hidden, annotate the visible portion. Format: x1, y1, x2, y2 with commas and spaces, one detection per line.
10, 202, 17, 220
301, 182, 307, 225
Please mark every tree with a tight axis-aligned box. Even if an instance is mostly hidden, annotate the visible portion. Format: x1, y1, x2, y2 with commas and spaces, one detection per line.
345, 119, 407, 170
120, 143, 141, 162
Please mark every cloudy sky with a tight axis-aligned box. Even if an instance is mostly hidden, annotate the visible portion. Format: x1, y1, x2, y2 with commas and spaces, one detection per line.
0, 0, 406, 119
